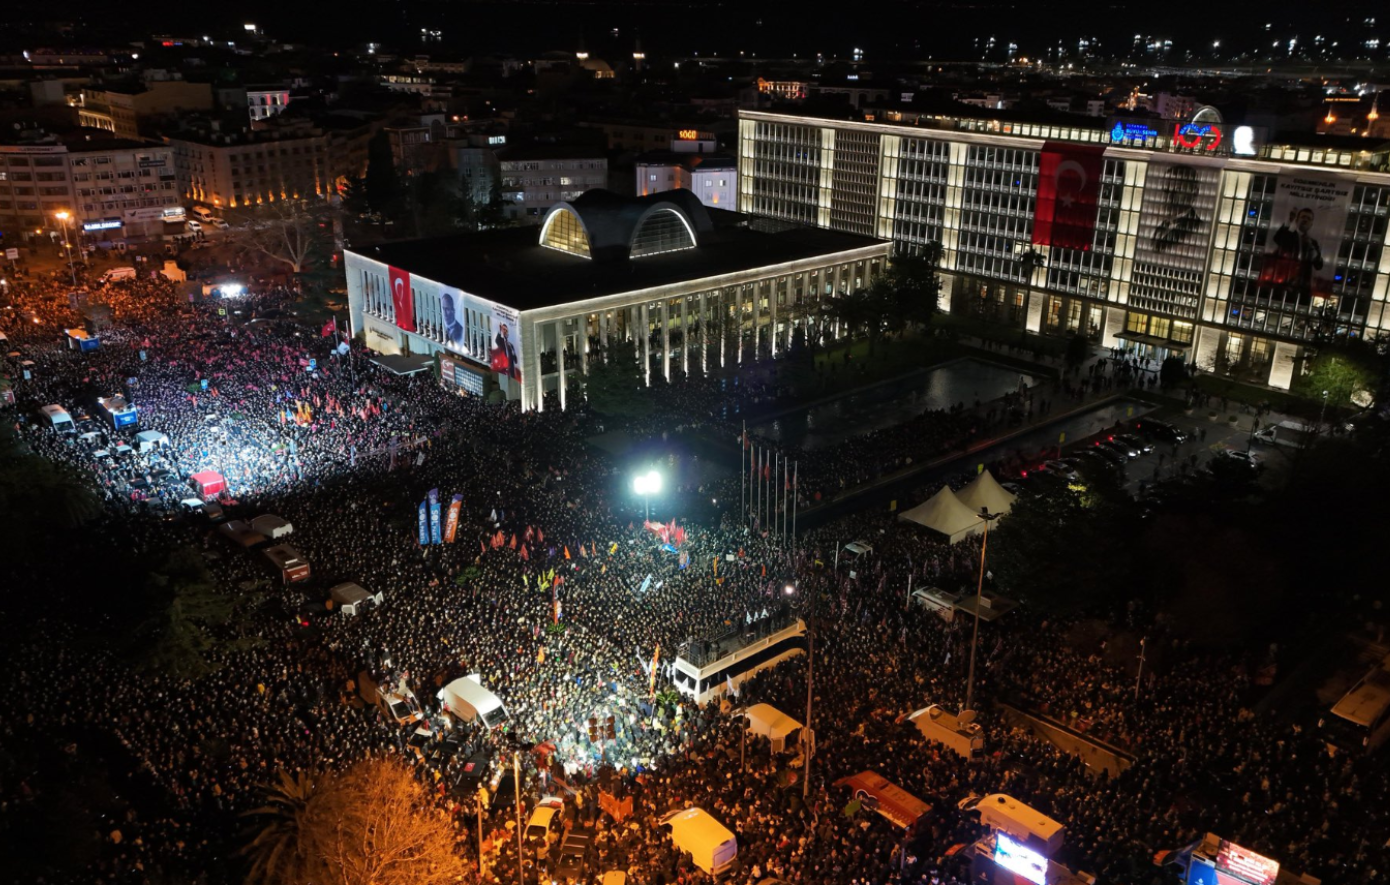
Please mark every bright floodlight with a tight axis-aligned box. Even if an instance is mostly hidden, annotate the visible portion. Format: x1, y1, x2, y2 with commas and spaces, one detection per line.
784, 584, 796, 595
633, 470, 661, 496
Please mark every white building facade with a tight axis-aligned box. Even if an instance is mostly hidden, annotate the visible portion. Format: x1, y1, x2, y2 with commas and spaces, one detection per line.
738, 109, 1390, 390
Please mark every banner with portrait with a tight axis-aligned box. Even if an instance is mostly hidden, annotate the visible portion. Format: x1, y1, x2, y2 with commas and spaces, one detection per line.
1257, 173, 1352, 306
1128, 161, 1221, 314
489, 302, 523, 383
440, 287, 523, 385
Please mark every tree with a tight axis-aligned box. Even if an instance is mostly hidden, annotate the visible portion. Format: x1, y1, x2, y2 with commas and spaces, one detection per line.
1294, 341, 1381, 409
880, 245, 944, 332
1159, 354, 1188, 389
0, 425, 101, 544
228, 199, 335, 275
989, 470, 1138, 611
307, 759, 469, 885
584, 339, 654, 419
1015, 248, 1045, 324
1065, 333, 1089, 369
130, 547, 236, 678
240, 770, 326, 885
362, 130, 403, 220
406, 170, 469, 238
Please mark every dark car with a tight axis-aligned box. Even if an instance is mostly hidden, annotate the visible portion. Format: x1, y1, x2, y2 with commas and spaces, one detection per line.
1137, 419, 1188, 444
1099, 438, 1139, 459
1115, 433, 1155, 455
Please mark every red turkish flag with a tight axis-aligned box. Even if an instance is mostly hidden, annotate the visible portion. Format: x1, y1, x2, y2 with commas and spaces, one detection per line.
1031, 142, 1106, 251
389, 265, 415, 332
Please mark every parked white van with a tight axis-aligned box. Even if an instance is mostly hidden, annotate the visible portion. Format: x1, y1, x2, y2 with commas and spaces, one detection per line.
438, 674, 509, 728
100, 266, 138, 284
191, 206, 216, 221
659, 807, 738, 877
39, 404, 75, 432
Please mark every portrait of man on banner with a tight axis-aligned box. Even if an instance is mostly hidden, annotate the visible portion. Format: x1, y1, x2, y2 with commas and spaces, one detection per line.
1149, 165, 1206, 253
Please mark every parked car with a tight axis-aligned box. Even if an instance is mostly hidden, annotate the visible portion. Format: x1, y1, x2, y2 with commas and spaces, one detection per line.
526, 797, 566, 845
1137, 419, 1188, 444
1114, 433, 1154, 455
1099, 438, 1139, 459
377, 685, 424, 727
1041, 460, 1079, 480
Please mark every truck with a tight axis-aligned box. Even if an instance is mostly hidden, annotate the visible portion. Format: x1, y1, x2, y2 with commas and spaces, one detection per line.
97, 393, 138, 429
907, 704, 985, 760
329, 582, 383, 616
958, 793, 1065, 859
658, 807, 738, 877
437, 674, 509, 728
1252, 420, 1317, 449
262, 544, 311, 585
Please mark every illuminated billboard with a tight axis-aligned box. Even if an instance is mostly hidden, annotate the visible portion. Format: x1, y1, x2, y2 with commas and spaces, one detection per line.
994, 833, 1047, 885
1128, 160, 1221, 315
1257, 173, 1353, 306
440, 287, 523, 384
1216, 840, 1279, 885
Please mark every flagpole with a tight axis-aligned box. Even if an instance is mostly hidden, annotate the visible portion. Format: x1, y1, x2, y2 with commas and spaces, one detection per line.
791, 460, 798, 553
773, 451, 779, 540
753, 446, 760, 530
741, 423, 747, 527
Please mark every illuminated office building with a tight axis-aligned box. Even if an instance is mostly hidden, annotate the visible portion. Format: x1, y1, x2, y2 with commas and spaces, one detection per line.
739, 107, 1390, 389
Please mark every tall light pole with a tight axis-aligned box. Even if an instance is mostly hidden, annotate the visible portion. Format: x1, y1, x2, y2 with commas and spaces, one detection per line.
964, 507, 999, 716
513, 751, 524, 885
786, 582, 817, 800
633, 469, 661, 522
54, 211, 78, 286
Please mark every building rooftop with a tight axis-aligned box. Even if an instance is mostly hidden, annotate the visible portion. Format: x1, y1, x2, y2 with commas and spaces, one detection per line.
351, 200, 886, 312
497, 143, 607, 162
634, 149, 737, 170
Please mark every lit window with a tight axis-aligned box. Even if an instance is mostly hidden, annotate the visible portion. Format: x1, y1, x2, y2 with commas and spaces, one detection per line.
630, 208, 696, 258
539, 207, 591, 257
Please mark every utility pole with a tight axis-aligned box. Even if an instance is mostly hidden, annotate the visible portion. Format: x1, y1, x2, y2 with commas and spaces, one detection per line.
964, 508, 998, 715
802, 585, 817, 799
1135, 637, 1147, 699
514, 752, 524, 885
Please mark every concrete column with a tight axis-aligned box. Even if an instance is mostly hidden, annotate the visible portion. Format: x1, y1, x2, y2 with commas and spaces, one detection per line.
681, 295, 690, 376
556, 319, 567, 411
522, 319, 544, 412
661, 299, 671, 381
699, 291, 709, 373
640, 302, 651, 386
769, 280, 779, 358
599, 310, 609, 352
580, 314, 589, 376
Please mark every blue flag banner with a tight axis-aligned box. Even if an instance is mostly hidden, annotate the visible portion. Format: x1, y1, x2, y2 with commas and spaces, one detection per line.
418, 500, 429, 546
428, 488, 443, 545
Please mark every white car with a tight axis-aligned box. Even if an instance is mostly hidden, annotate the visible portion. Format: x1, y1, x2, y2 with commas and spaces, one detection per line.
526, 797, 565, 844
186, 219, 203, 232
211, 218, 231, 229
377, 685, 423, 727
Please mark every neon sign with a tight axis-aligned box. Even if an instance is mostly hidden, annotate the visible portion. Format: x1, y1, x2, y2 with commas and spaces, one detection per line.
1110, 121, 1160, 143
1172, 122, 1224, 151
678, 129, 699, 140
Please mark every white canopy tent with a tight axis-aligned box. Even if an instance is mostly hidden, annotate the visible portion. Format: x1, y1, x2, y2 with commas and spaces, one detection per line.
743, 703, 803, 752
957, 470, 1017, 518
898, 486, 985, 544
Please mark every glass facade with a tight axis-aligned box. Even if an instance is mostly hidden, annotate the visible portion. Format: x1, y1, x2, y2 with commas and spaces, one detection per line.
739, 110, 1390, 390
540, 207, 591, 258
630, 209, 696, 258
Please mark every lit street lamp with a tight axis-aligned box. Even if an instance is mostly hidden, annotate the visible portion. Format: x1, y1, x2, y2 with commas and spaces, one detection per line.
54, 210, 78, 287
632, 469, 661, 522
964, 507, 999, 717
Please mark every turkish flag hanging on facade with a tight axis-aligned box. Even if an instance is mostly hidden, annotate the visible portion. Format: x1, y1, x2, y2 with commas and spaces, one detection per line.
1031, 142, 1106, 251
389, 265, 415, 332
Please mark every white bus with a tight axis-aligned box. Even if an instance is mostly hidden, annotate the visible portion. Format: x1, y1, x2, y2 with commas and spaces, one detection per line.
673, 616, 807, 705
1319, 665, 1390, 754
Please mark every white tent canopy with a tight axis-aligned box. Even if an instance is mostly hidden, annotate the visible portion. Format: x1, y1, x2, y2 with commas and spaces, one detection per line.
957, 470, 1017, 518
898, 486, 985, 544
743, 703, 803, 752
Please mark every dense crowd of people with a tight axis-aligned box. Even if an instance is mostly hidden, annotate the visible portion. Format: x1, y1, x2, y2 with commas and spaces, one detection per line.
1, 266, 1387, 885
